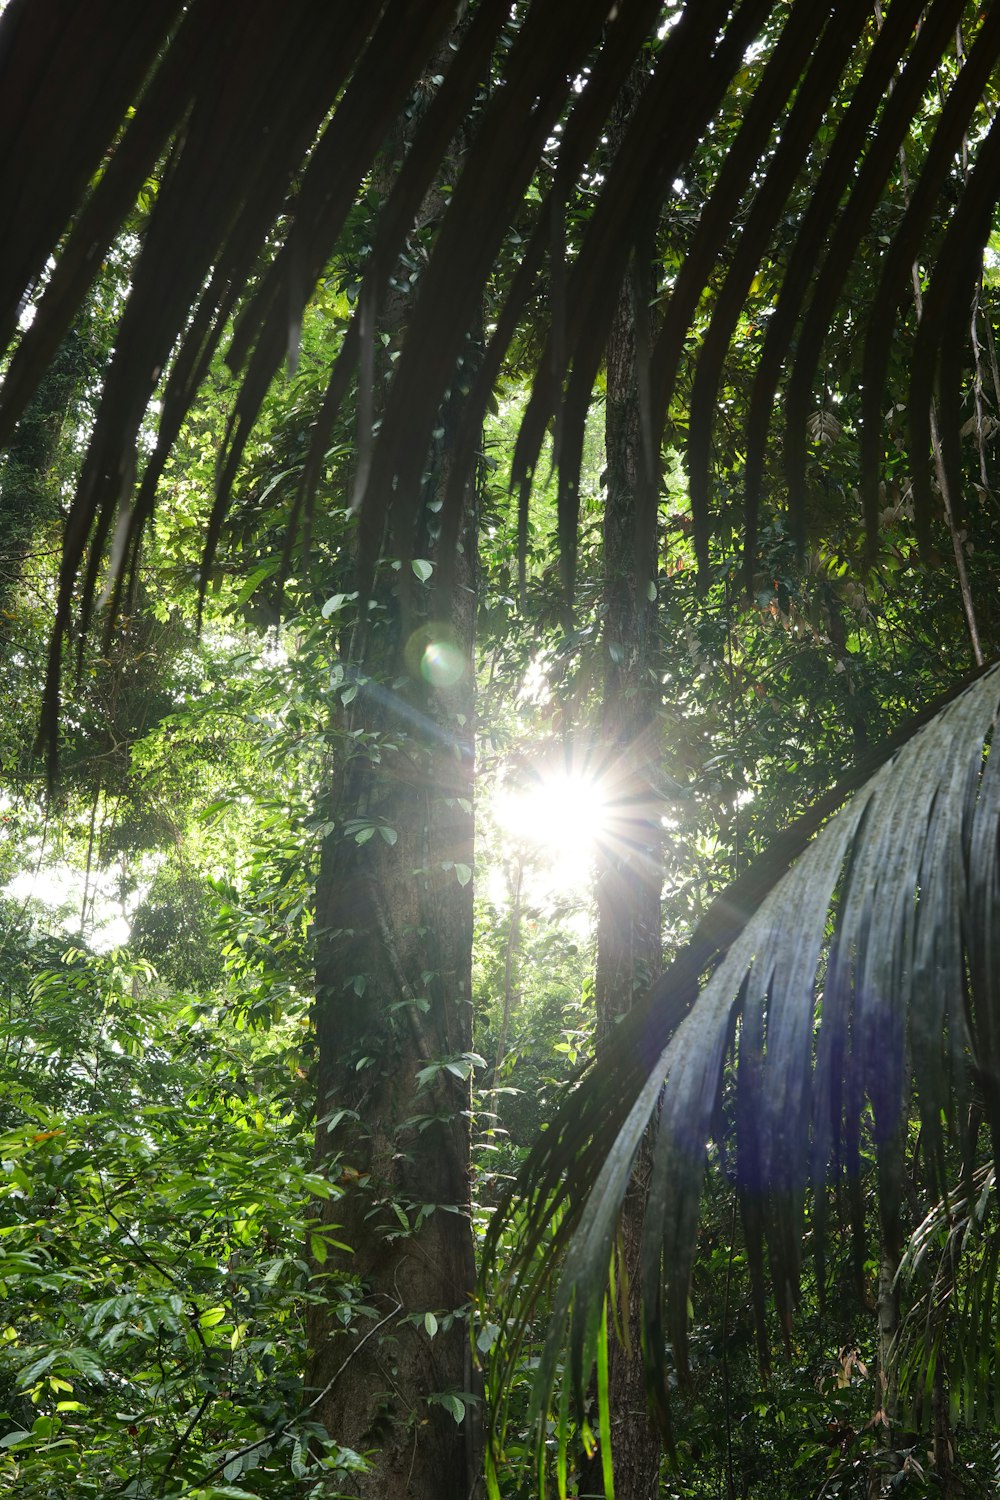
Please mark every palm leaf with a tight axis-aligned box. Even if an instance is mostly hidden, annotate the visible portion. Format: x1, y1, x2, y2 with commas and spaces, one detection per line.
892, 1161, 998, 1430
0, 2, 997, 763
484, 660, 1000, 1456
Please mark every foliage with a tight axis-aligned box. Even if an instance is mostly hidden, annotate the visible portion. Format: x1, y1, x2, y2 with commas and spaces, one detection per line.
0, 920, 367, 1497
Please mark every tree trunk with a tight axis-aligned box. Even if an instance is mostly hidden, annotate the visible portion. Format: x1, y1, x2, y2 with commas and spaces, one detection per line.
307, 449, 479, 1500
874, 1246, 899, 1432
306, 74, 481, 1499
931, 1356, 961, 1499
587, 97, 663, 1496
866, 1243, 900, 1500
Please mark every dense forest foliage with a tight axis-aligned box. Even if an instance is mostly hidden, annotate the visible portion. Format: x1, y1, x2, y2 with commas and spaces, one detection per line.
4, 2, 1000, 1498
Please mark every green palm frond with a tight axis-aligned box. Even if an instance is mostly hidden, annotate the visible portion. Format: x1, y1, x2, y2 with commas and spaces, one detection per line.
1, 2, 999, 763
484, 660, 1000, 1457
892, 1162, 999, 1430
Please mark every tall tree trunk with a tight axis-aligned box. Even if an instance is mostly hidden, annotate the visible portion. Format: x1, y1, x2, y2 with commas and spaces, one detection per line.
874, 1246, 900, 1431
306, 76, 481, 1500
866, 1242, 900, 1500
307, 432, 479, 1500
587, 75, 663, 1495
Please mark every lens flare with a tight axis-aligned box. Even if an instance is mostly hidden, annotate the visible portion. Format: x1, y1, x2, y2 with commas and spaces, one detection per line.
405, 624, 466, 688
420, 638, 465, 688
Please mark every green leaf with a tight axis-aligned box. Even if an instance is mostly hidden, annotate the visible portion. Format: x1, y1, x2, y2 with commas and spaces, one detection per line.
231, 558, 279, 610
433, 1392, 465, 1423
199, 1306, 226, 1328
454, 863, 472, 887
198, 1488, 262, 1500
411, 559, 433, 583
19, 1352, 56, 1386
198, 797, 233, 823
291, 1435, 307, 1479
424, 1310, 438, 1337
597, 1300, 614, 1499
301, 1172, 334, 1198
476, 1322, 500, 1354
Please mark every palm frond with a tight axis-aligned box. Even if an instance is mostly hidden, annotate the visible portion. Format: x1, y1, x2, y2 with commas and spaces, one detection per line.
892, 1161, 999, 1430
484, 660, 1000, 1456
0, 2, 997, 763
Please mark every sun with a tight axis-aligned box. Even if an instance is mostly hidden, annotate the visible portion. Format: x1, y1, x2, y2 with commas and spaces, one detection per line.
490, 763, 611, 892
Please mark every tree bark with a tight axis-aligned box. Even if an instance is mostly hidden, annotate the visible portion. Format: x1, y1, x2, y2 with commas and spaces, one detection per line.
586, 92, 663, 1496
307, 439, 479, 1500
306, 71, 481, 1499
874, 1246, 899, 1432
